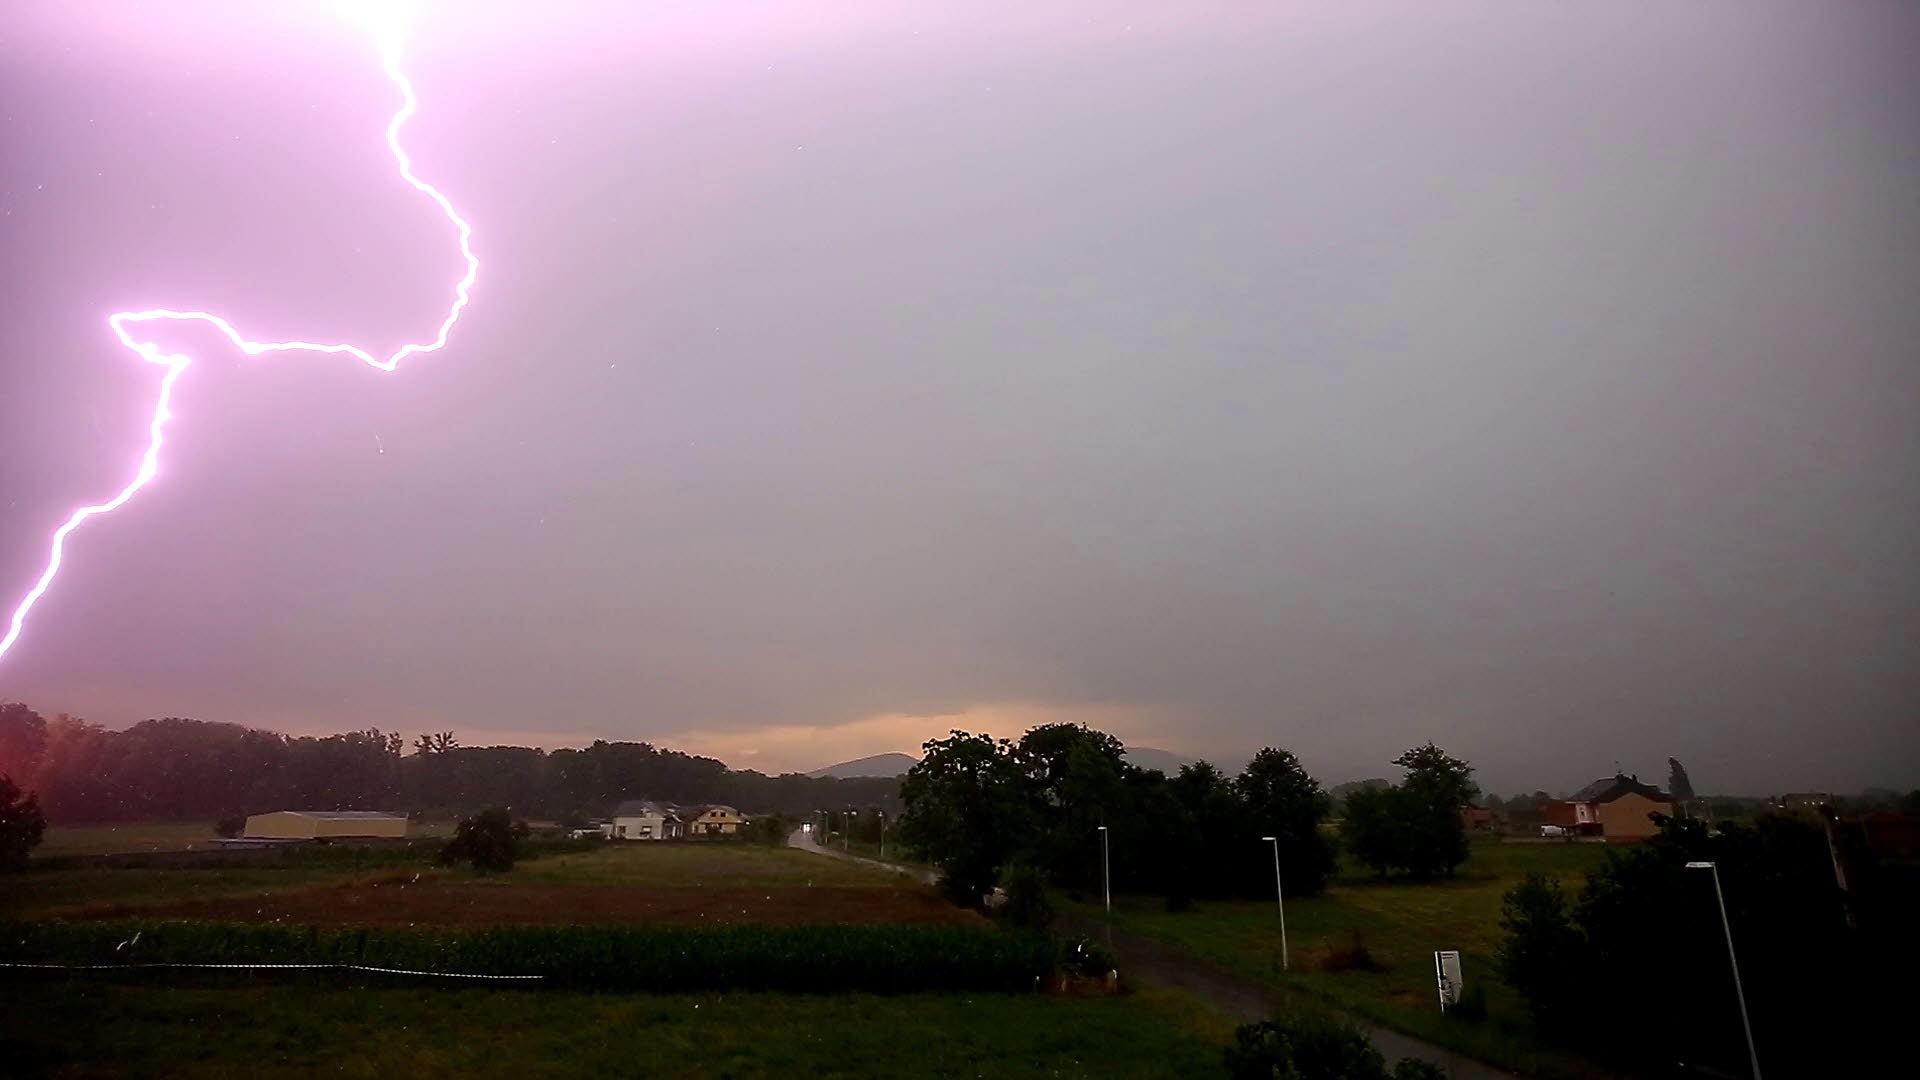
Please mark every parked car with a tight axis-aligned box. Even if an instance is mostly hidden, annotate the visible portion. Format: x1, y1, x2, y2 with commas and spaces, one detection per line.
1539, 824, 1567, 837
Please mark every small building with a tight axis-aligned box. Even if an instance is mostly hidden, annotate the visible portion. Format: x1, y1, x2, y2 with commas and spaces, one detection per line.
680, 804, 746, 836
1459, 804, 1496, 831
1778, 792, 1833, 811
242, 810, 407, 841
611, 800, 680, 840
1544, 775, 1673, 841
1860, 811, 1920, 858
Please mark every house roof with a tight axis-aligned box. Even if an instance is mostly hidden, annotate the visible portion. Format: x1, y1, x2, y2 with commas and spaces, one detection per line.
264, 811, 405, 821
612, 800, 677, 817
1569, 775, 1670, 805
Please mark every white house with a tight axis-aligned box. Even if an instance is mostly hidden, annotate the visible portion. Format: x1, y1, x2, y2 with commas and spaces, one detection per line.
611, 800, 680, 840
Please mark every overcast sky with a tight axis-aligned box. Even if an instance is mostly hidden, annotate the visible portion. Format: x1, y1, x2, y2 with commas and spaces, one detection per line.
3, 1, 1916, 795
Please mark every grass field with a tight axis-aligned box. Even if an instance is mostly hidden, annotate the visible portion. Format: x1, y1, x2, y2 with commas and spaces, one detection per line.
1071, 838, 1620, 1080
513, 841, 905, 887
0, 982, 1233, 1079
9, 841, 925, 924
6, 833, 1244, 1077
34, 823, 220, 856
2, 865, 431, 921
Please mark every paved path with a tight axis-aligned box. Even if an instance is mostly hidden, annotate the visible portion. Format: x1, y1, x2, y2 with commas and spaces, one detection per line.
785, 827, 937, 884
785, 832, 1518, 1079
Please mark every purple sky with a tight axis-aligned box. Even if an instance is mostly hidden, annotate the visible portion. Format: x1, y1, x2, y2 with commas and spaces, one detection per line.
3, 2, 1917, 795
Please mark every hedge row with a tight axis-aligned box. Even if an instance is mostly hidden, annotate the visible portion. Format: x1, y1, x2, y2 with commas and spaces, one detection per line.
0, 921, 1052, 993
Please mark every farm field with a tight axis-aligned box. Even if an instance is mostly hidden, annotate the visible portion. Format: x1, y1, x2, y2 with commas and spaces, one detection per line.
34, 822, 219, 856
1070, 838, 1619, 1080
513, 841, 907, 887
2, 865, 419, 921
0, 982, 1232, 1079
13, 839, 942, 925
66, 877, 982, 928
6, 838, 1239, 1077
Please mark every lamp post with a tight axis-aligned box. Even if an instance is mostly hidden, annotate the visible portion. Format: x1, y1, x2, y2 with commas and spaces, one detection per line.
878, 811, 887, 861
1687, 861, 1762, 1080
845, 809, 856, 852
1096, 825, 1111, 914
1262, 835, 1289, 971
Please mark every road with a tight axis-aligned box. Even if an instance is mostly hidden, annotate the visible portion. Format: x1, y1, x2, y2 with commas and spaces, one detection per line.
786, 826, 937, 885
786, 829, 1518, 1080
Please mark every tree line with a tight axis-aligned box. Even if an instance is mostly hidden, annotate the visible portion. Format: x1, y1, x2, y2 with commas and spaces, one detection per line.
896, 722, 1479, 907
0, 702, 898, 825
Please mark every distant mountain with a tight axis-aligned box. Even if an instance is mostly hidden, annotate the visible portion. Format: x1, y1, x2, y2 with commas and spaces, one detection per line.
807, 752, 920, 779
1123, 746, 1198, 775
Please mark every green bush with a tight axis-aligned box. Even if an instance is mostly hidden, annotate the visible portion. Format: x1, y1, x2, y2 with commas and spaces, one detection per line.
1224, 1013, 1441, 1080
438, 808, 523, 872
1058, 935, 1113, 977
1495, 872, 1582, 1034
0, 921, 1052, 994
996, 862, 1054, 930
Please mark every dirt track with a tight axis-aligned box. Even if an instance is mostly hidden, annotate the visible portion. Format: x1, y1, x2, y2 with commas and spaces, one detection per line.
73, 879, 985, 929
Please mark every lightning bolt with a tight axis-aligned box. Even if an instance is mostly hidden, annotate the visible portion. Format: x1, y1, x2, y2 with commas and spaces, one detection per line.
0, 14, 478, 664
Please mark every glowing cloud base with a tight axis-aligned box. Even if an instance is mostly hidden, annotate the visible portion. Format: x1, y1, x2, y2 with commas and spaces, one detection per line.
0, 23, 478, 663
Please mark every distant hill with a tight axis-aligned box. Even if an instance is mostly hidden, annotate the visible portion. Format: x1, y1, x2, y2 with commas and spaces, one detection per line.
1123, 746, 1198, 775
809, 746, 1231, 779
807, 752, 920, 779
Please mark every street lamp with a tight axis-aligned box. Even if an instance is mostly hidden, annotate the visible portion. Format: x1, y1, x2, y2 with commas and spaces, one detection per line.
1687, 861, 1762, 1080
1262, 836, 1289, 971
1096, 825, 1111, 914
845, 809, 856, 852
878, 811, 887, 861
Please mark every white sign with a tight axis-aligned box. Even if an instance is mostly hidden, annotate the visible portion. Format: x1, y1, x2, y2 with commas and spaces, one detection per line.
1433, 950, 1464, 1009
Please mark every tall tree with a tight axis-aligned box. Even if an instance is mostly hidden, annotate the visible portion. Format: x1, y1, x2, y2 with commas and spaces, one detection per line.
1015, 724, 1135, 894
0, 702, 48, 782
0, 773, 48, 872
897, 731, 1032, 903
1666, 757, 1695, 814
1343, 743, 1477, 878
1496, 873, 1586, 1035
1169, 761, 1252, 898
1236, 747, 1336, 897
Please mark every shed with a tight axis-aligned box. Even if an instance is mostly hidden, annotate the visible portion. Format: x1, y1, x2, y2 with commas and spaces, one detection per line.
242, 810, 408, 840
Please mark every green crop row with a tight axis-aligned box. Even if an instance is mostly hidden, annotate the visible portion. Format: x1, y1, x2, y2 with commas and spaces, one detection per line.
0, 921, 1052, 993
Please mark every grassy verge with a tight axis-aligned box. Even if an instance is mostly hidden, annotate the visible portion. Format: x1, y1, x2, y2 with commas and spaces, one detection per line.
10, 837, 907, 921
814, 834, 937, 876
1, 865, 428, 920
0, 983, 1229, 1078
513, 841, 904, 887
35, 823, 219, 857
1067, 839, 1620, 1080
2, 920, 1050, 992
